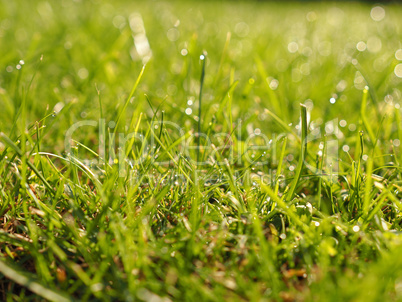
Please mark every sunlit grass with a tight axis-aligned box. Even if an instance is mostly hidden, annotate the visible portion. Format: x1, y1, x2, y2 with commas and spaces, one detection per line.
1, 0, 402, 301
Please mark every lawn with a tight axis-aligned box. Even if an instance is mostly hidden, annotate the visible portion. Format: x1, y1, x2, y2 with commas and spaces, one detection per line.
1, 0, 402, 301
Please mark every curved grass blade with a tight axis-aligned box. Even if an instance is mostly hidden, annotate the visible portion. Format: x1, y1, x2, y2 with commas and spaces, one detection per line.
0, 260, 73, 302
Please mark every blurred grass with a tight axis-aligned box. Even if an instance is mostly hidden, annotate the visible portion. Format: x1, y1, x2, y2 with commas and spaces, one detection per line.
1, 0, 402, 301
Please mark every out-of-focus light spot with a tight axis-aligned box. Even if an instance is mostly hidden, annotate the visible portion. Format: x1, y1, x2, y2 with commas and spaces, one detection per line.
19, 59, 25, 65
395, 103, 401, 109
317, 150, 323, 156
325, 122, 334, 134
352, 225, 360, 232
185, 108, 192, 115
340, 120, 347, 127
306, 11, 317, 22
112, 15, 126, 29
234, 22, 249, 38
269, 79, 279, 90
351, 59, 358, 65
289, 165, 295, 171
367, 36, 382, 53
384, 94, 393, 103
305, 99, 314, 110
370, 6, 385, 22
342, 145, 350, 152
200, 54, 205, 60
395, 49, 402, 60
78, 68, 88, 79
16, 64, 22, 70
6, 66, 13, 72
53, 102, 64, 114
362, 154, 368, 161
354, 71, 366, 90
288, 42, 299, 53
336, 80, 347, 92
254, 128, 261, 135
330, 97, 336, 104
300, 63, 310, 75
356, 41, 366, 52
181, 48, 188, 56
167, 28, 180, 41
395, 64, 402, 78
187, 99, 193, 106
393, 139, 400, 147
349, 124, 356, 131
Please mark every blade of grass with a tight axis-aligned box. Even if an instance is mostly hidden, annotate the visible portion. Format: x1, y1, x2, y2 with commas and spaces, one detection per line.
286, 104, 307, 202
0, 260, 73, 302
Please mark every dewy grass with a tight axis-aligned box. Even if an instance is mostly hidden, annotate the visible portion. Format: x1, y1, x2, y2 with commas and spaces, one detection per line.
2, 1, 402, 301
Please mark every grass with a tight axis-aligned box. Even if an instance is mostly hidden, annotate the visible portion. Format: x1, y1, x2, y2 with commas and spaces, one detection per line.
1, 0, 402, 301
